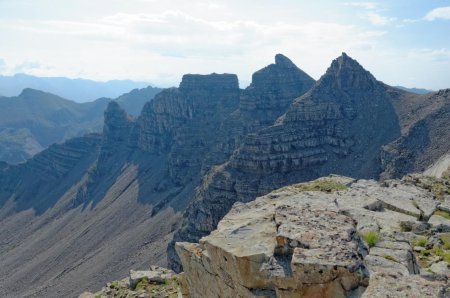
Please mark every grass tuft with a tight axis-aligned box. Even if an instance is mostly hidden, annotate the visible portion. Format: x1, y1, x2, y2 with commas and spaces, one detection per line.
135, 277, 149, 291
292, 179, 348, 193
411, 236, 427, 247
434, 210, 450, 220
361, 231, 379, 247
383, 255, 399, 263
441, 234, 450, 250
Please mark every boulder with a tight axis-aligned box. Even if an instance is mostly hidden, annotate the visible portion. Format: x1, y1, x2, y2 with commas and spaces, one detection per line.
129, 267, 175, 289
430, 261, 450, 277
429, 215, 450, 232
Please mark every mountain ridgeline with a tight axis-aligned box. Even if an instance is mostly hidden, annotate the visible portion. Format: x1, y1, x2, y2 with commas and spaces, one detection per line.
0, 53, 449, 297
0, 86, 162, 163
0, 73, 150, 102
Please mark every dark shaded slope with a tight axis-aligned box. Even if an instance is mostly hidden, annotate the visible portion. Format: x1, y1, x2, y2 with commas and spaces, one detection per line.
381, 89, 450, 178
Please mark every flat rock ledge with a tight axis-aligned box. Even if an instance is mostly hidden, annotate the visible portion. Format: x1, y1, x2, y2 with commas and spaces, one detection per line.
79, 266, 179, 298
176, 176, 450, 298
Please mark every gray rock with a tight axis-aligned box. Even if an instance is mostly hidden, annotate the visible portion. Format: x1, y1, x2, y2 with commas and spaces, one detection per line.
129, 268, 175, 289
429, 215, 450, 232
430, 261, 450, 276
177, 175, 449, 297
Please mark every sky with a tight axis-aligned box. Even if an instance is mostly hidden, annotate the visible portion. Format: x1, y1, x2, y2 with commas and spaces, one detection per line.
0, 0, 449, 89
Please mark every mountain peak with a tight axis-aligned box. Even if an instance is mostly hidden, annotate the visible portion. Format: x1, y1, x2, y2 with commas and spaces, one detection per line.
318, 53, 378, 90
103, 101, 130, 136
332, 52, 366, 72
19, 88, 46, 97
274, 54, 296, 68
179, 73, 239, 91
249, 54, 315, 91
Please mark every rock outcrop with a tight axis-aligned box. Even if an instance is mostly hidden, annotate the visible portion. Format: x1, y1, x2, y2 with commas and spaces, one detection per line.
139, 73, 241, 184
80, 266, 179, 298
176, 176, 450, 297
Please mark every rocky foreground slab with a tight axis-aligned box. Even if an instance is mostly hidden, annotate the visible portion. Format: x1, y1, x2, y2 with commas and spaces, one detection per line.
176, 175, 450, 297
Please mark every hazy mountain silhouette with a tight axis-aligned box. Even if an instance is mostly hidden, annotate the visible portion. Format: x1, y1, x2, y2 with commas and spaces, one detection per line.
0, 73, 153, 102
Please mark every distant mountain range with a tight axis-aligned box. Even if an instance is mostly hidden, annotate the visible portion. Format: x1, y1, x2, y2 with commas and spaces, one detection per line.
395, 86, 434, 94
0, 53, 449, 297
0, 73, 152, 102
0, 86, 162, 163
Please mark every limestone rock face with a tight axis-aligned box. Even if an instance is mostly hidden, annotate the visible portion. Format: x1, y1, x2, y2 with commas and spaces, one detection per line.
176, 176, 449, 297
233, 53, 400, 177
138, 58, 314, 185
138, 73, 241, 184
169, 53, 402, 271
239, 54, 315, 128
100, 101, 136, 159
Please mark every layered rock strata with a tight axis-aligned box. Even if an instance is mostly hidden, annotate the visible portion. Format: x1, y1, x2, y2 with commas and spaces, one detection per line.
176, 176, 449, 297
169, 53, 402, 270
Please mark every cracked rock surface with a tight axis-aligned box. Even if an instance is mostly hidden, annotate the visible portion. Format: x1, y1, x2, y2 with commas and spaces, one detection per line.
176, 176, 450, 297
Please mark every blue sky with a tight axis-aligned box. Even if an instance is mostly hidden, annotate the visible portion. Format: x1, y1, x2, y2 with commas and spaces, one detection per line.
0, 0, 449, 89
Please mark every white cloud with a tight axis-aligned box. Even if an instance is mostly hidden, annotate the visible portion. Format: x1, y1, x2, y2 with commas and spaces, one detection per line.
0, 58, 5, 72
343, 2, 378, 10
1, 9, 386, 85
413, 48, 450, 62
367, 12, 395, 26
424, 6, 450, 21
0, 1, 447, 89
14, 61, 42, 73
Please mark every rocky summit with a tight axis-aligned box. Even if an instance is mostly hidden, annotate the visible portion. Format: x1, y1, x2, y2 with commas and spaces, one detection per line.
176, 175, 450, 297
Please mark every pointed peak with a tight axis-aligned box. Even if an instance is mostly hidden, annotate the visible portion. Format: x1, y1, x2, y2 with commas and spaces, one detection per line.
19, 88, 46, 97
275, 54, 296, 68
332, 52, 364, 70
104, 101, 128, 122
247, 54, 315, 93
106, 100, 121, 111
317, 53, 377, 90
103, 101, 131, 141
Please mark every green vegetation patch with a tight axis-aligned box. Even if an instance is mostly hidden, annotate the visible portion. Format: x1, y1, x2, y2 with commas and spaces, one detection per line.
135, 277, 149, 291
291, 179, 348, 193
131, 276, 180, 297
419, 246, 450, 264
441, 234, 450, 249
434, 210, 450, 220
432, 181, 446, 201
383, 255, 399, 263
411, 236, 427, 247
360, 231, 379, 247
431, 246, 450, 263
